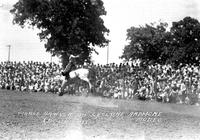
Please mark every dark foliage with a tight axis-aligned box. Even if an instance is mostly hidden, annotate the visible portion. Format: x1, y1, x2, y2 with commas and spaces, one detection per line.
121, 17, 200, 66
10, 0, 109, 66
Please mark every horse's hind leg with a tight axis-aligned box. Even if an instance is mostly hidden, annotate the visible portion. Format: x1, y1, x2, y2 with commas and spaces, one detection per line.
59, 80, 68, 96
82, 78, 93, 96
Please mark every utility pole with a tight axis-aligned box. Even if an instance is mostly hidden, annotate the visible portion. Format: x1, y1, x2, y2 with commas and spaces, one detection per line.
50, 55, 52, 63
7, 45, 11, 61
50, 51, 53, 63
107, 45, 109, 64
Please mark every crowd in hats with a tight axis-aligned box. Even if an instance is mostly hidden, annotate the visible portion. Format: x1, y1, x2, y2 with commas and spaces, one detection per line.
0, 61, 200, 105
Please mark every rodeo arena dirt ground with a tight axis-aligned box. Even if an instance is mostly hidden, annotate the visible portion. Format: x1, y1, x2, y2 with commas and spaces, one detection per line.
0, 90, 200, 140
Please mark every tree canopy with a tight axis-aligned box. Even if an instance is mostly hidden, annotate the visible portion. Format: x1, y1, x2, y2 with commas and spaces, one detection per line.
10, 0, 109, 66
121, 22, 169, 64
169, 17, 200, 65
121, 17, 200, 66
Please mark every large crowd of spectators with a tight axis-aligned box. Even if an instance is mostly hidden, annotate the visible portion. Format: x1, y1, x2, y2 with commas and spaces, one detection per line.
0, 61, 200, 105
0, 61, 62, 93
91, 62, 200, 105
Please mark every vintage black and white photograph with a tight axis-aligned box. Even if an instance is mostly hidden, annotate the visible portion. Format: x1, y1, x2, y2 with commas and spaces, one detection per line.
0, 0, 200, 139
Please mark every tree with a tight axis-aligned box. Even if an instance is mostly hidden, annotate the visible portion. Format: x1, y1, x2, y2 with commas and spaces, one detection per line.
121, 22, 170, 64
121, 17, 200, 66
168, 17, 200, 66
10, 0, 109, 66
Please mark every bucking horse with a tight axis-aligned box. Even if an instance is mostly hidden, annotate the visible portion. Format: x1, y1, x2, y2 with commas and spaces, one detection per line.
58, 67, 96, 96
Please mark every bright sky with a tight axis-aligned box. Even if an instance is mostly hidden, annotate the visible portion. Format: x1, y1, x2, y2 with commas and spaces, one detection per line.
0, 0, 200, 64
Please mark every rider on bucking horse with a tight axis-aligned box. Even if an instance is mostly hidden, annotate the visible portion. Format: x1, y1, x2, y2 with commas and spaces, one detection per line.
61, 53, 81, 79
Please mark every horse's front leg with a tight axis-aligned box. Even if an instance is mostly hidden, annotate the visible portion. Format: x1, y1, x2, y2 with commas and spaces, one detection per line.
88, 82, 92, 93
59, 79, 68, 96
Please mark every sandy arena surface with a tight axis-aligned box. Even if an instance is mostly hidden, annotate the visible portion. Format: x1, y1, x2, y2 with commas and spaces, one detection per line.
0, 90, 200, 140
